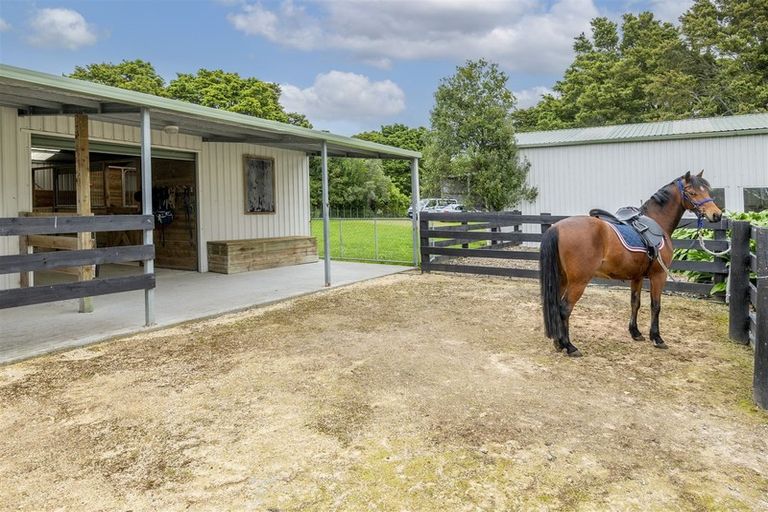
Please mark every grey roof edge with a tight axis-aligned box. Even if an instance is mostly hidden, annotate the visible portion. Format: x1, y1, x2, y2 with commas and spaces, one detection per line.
515, 113, 768, 148
516, 127, 768, 148
0, 64, 421, 160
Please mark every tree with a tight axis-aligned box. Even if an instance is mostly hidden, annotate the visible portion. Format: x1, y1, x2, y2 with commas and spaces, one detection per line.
681, 0, 768, 115
309, 157, 409, 215
69, 62, 312, 127
354, 123, 427, 195
167, 69, 293, 122
69, 59, 166, 96
516, 14, 702, 131
424, 59, 536, 211
515, 3, 768, 132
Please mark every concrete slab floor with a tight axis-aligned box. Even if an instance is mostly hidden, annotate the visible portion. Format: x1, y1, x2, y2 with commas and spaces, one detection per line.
0, 261, 413, 364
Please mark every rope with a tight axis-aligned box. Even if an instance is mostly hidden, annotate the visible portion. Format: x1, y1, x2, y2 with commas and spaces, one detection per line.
696, 229, 731, 257
657, 254, 679, 282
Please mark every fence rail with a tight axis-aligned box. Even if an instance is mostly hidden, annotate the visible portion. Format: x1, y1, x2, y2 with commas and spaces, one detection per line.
420, 211, 729, 296
0, 214, 154, 310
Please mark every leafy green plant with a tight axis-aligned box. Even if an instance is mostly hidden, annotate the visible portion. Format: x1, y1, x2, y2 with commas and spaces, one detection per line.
672, 210, 768, 294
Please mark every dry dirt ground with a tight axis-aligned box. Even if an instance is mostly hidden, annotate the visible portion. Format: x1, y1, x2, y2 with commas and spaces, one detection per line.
1, 272, 766, 511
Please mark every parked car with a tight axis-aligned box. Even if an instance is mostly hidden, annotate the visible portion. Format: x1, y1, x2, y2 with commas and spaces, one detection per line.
439, 203, 465, 213
407, 198, 459, 218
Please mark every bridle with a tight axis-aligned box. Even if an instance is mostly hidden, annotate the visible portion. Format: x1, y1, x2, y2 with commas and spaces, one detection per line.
674, 178, 730, 258
676, 178, 714, 229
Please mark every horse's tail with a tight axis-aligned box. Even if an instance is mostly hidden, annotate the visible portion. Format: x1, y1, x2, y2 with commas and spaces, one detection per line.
539, 226, 565, 340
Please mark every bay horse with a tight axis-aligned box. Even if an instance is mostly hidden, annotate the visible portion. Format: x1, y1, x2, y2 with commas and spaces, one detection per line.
539, 171, 722, 357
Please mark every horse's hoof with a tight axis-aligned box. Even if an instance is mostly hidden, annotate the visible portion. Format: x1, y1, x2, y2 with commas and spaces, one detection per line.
653, 341, 668, 349
553, 340, 565, 352
567, 349, 583, 358
631, 334, 645, 341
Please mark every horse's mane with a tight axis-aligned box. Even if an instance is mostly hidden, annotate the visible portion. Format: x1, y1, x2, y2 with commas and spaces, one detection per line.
641, 174, 712, 212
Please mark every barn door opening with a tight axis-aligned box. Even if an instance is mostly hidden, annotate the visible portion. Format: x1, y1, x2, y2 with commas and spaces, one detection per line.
29, 137, 199, 280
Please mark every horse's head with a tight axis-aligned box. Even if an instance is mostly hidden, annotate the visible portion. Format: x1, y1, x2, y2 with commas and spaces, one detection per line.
678, 170, 722, 223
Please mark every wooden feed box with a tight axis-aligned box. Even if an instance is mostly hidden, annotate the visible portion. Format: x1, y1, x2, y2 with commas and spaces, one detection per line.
207, 236, 318, 274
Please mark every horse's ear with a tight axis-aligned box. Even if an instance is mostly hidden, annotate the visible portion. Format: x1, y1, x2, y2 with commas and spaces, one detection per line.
684, 171, 691, 182
697, 169, 704, 177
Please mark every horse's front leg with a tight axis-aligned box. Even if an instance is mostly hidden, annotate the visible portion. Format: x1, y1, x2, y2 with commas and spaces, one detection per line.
648, 271, 668, 349
629, 278, 644, 341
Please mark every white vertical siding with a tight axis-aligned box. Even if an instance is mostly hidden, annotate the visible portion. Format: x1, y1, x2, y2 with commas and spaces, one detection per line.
0, 107, 32, 290
197, 142, 310, 272
519, 134, 768, 217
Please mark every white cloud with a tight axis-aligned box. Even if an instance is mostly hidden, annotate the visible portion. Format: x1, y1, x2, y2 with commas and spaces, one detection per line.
280, 70, 406, 121
27, 8, 98, 50
227, 0, 598, 74
514, 85, 555, 108
0, 18, 10, 32
649, 0, 693, 23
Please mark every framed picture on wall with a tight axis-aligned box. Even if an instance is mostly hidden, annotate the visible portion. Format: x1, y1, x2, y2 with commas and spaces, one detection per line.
243, 155, 276, 214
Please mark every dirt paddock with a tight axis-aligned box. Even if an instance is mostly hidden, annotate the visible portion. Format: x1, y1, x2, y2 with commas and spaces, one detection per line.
1, 272, 766, 511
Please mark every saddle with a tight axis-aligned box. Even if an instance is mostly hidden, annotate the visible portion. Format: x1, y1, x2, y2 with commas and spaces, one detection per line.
589, 207, 665, 260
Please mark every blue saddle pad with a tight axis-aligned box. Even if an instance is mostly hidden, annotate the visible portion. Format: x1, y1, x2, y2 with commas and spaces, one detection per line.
608, 223, 649, 252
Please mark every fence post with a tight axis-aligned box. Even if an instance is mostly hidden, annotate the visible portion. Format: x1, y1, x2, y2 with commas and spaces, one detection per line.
754, 226, 768, 409
729, 221, 751, 344
339, 217, 344, 259
419, 216, 430, 273
540, 212, 552, 236
462, 221, 469, 249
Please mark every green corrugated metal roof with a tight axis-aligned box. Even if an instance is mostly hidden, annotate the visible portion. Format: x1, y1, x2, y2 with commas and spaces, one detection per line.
515, 113, 768, 148
0, 64, 421, 160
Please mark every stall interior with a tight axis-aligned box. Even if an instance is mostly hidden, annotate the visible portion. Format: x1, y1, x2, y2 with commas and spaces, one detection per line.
30, 148, 198, 273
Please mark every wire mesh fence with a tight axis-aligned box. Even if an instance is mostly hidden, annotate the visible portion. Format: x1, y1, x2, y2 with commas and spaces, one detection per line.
310, 217, 414, 265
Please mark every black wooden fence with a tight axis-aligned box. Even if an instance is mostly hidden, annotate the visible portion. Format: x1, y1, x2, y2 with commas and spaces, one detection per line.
0, 215, 155, 309
728, 221, 768, 408
420, 211, 768, 409
420, 211, 729, 295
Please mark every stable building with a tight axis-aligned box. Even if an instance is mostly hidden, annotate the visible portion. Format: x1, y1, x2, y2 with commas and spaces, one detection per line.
0, 64, 420, 360
516, 114, 768, 216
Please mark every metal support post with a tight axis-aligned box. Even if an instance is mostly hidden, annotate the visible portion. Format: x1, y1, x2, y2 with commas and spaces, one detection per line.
410, 158, 420, 267
321, 141, 331, 286
140, 108, 156, 326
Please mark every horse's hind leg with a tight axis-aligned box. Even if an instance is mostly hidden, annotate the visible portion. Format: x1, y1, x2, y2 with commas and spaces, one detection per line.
649, 271, 668, 349
629, 278, 645, 341
559, 280, 589, 357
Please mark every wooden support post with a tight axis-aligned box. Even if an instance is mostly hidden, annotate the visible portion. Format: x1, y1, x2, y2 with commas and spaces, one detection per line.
753, 227, 768, 410
729, 221, 751, 344
19, 236, 30, 288
75, 114, 94, 313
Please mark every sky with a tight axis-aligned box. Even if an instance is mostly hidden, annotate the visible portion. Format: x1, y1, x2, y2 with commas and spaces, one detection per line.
0, 0, 693, 136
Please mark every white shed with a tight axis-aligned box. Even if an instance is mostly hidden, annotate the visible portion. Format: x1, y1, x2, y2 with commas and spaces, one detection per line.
516, 114, 768, 216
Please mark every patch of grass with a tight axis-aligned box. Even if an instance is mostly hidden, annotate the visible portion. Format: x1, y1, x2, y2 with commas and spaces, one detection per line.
311, 218, 413, 264
311, 218, 495, 264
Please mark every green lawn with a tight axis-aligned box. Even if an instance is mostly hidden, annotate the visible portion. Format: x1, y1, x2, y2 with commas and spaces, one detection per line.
311, 218, 415, 264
